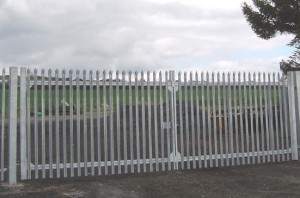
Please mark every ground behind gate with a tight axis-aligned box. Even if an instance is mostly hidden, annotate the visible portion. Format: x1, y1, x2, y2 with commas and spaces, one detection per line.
1, 161, 300, 198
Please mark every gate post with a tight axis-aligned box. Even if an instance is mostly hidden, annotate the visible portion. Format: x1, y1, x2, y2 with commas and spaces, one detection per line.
168, 70, 180, 170
20, 68, 27, 180
288, 71, 299, 160
8, 67, 18, 184
294, 71, 300, 159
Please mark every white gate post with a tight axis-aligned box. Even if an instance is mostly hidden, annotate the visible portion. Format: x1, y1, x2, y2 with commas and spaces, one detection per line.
20, 68, 27, 180
294, 71, 300, 159
288, 71, 299, 160
8, 67, 18, 184
168, 70, 180, 169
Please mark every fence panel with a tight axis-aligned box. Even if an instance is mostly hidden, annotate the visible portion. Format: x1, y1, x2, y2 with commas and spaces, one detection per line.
0, 68, 296, 182
176, 72, 292, 169
23, 69, 178, 179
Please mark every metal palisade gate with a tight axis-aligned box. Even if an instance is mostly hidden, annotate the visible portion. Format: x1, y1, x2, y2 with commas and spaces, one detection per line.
0, 67, 299, 183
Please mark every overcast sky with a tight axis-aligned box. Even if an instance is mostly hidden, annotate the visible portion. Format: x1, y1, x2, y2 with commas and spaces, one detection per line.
0, 0, 294, 73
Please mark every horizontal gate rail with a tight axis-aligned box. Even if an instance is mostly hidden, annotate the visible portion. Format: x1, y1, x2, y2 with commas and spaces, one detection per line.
28, 81, 283, 87
29, 148, 292, 171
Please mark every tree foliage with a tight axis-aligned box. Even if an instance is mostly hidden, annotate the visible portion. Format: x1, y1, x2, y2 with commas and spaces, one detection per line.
242, 0, 300, 73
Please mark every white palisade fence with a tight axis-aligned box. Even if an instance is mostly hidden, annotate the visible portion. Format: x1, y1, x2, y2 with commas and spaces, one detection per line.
0, 67, 299, 184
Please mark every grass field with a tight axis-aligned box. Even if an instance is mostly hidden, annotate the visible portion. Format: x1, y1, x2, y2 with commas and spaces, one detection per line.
0, 84, 284, 116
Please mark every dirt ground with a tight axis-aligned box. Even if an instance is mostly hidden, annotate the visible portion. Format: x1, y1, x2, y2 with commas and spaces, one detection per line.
0, 161, 300, 198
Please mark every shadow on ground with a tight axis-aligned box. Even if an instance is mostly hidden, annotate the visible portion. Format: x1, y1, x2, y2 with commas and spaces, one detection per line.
1, 161, 300, 198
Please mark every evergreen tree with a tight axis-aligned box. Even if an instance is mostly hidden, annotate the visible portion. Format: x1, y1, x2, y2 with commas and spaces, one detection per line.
242, 0, 300, 73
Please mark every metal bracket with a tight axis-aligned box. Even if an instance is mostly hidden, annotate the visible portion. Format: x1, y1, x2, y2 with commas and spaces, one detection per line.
170, 151, 182, 162
162, 122, 171, 129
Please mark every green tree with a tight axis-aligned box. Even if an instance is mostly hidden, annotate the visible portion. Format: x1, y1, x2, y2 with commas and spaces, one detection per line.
242, 0, 300, 73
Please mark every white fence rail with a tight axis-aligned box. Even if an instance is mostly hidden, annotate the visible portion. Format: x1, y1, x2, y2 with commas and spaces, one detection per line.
0, 68, 300, 184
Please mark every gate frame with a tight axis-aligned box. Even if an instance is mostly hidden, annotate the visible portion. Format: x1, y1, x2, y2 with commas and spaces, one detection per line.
20, 68, 28, 180
288, 71, 300, 160
4, 68, 300, 184
8, 67, 18, 184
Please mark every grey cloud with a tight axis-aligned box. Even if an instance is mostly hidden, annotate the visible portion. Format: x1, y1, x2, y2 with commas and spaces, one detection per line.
149, 2, 243, 21
0, 0, 291, 72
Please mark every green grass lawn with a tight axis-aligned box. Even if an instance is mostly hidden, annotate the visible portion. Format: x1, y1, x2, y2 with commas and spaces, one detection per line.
0, 84, 284, 116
